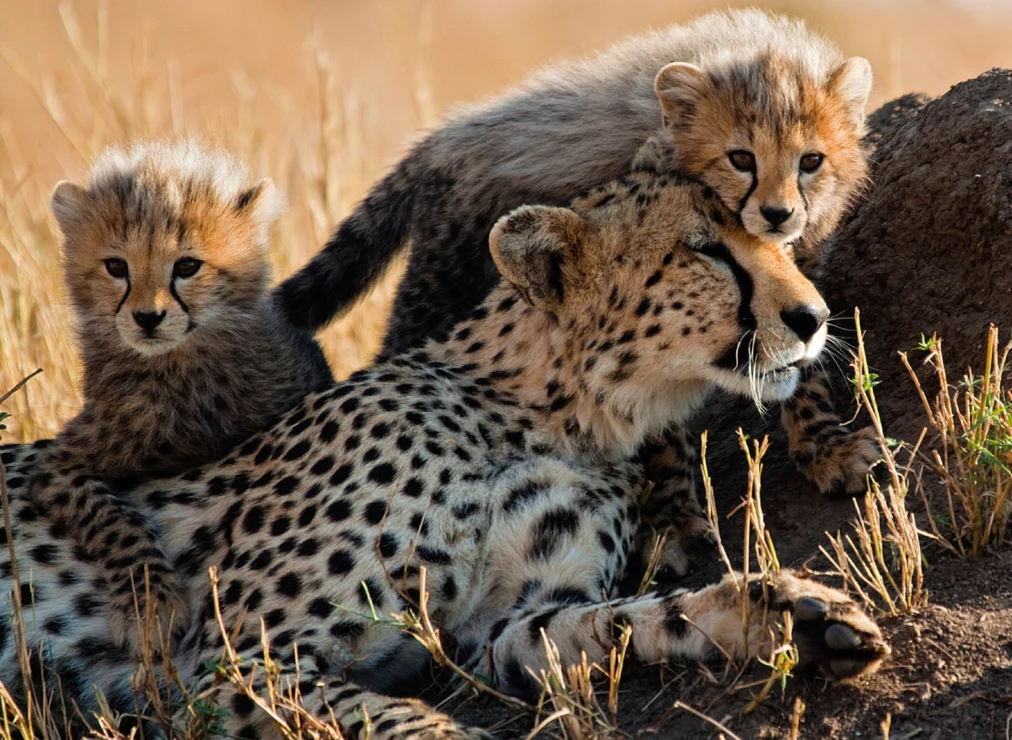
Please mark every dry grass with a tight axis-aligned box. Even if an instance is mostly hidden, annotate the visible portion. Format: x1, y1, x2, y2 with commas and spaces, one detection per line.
0, 0, 403, 442
820, 309, 929, 617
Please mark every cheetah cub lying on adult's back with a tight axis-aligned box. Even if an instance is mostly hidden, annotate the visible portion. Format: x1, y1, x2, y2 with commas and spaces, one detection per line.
30, 141, 333, 655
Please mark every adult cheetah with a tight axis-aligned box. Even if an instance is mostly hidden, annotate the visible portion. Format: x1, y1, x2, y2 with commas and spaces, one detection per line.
0, 161, 888, 738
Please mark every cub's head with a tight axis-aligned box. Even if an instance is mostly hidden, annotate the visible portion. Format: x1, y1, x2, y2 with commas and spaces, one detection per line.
489, 170, 828, 442
52, 141, 283, 358
654, 15, 872, 255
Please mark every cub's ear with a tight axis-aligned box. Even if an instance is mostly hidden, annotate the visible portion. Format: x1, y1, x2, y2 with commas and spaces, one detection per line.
654, 62, 710, 131
827, 57, 873, 130
50, 181, 90, 237
235, 178, 286, 246
489, 205, 585, 311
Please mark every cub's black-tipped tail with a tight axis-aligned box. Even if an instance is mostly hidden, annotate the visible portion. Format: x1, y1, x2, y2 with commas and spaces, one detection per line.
274, 164, 415, 332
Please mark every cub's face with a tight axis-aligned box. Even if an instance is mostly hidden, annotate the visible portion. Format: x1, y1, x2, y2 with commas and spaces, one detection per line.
52, 174, 278, 357
654, 55, 872, 249
490, 171, 828, 413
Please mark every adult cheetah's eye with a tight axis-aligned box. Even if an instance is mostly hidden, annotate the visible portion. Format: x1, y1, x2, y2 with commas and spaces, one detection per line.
104, 258, 128, 279
173, 257, 203, 279
727, 150, 756, 172
799, 153, 824, 173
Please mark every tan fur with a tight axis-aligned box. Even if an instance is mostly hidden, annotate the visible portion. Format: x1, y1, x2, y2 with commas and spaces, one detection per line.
32, 140, 332, 657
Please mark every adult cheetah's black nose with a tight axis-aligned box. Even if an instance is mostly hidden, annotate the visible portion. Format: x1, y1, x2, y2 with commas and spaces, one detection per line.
133, 310, 166, 332
781, 304, 829, 343
760, 206, 793, 227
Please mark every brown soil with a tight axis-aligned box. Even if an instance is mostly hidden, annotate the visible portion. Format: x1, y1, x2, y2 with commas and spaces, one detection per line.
452, 72, 1012, 738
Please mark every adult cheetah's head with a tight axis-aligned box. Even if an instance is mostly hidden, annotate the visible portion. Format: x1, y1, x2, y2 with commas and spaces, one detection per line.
52, 140, 283, 358
489, 170, 828, 418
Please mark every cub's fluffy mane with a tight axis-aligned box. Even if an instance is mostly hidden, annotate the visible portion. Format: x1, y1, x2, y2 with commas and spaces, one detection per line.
85, 139, 285, 223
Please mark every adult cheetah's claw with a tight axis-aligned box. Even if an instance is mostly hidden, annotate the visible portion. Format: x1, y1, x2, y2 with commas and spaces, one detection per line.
751, 570, 891, 680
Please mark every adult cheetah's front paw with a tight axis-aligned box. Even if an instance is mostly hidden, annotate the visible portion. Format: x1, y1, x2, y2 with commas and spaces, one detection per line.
752, 570, 890, 680
793, 425, 882, 496
108, 568, 190, 658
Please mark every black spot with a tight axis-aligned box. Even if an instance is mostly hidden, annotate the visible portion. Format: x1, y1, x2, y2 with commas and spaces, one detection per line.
297, 539, 320, 557
242, 506, 265, 534
363, 500, 388, 525
328, 550, 355, 575
271, 516, 291, 536
29, 544, 57, 565
503, 480, 550, 513
329, 464, 353, 486
283, 441, 311, 461
529, 508, 580, 560
307, 598, 334, 618
368, 463, 396, 484
441, 575, 458, 602
277, 573, 302, 598
378, 533, 399, 558
326, 500, 352, 522
274, 476, 300, 496
527, 608, 560, 644
415, 546, 451, 565
310, 456, 335, 476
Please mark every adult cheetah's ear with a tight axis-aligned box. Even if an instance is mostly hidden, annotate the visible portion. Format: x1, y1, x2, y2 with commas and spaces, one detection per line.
826, 57, 873, 131
654, 63, 710, 131
235, 178, 286, 248
50, 181, 90, 238
489, 205, 585, 311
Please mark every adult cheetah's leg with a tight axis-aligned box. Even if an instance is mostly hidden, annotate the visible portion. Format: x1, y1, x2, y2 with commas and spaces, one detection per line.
488, 570, 889, 699
27, 468, 188, 657
186, 661, 490, 740
636, 426, 710, 577
780, 367, 881, 496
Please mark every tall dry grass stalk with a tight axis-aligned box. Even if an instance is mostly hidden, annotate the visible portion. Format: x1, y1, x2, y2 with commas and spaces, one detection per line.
901, 325, 1012, 558
0, 0, 406, 442
820, 308, 928, 617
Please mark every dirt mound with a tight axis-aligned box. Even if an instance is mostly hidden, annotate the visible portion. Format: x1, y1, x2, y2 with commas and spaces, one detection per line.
456, 72, 1012, 738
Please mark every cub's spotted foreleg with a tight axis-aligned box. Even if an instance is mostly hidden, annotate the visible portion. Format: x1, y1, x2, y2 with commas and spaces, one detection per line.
27, 461, 187, 657
782, 369, 881, 496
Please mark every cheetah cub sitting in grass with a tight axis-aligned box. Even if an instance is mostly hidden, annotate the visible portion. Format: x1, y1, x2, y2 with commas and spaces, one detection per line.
29, 140, 333, 655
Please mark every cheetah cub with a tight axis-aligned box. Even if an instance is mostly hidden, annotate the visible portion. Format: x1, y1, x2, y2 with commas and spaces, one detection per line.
31, 140, 333, 656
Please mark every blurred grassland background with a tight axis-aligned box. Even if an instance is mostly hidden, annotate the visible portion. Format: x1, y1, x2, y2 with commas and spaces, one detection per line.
2, 0, 1012, 442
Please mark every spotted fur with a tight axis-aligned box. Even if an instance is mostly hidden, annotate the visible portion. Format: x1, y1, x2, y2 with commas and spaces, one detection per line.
0, 168, 887, 739
30, 140, 334, 658
273, 9, 878, 565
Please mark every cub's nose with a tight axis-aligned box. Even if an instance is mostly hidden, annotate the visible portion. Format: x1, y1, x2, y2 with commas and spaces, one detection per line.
781, 304, 829, 343
760, 206, 793, 227
133, 310, 166, 332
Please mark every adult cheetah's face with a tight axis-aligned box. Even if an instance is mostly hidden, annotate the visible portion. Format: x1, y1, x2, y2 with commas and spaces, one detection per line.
52, 171, 279, 358
490, 172, 828, 410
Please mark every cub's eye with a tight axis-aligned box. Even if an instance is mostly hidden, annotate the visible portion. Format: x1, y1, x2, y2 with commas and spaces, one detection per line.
799, 153, 824, 173
173, 257, 203, 279
727, 150, 756, 172
104, 258, 128, 279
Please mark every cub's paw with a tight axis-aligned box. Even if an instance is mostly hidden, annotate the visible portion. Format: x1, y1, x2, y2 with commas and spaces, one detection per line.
108, 567, 190, 658
752, 570, 890, 680
793, 425, 882, 497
